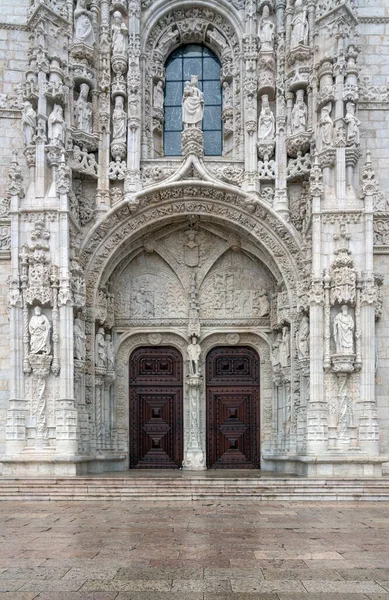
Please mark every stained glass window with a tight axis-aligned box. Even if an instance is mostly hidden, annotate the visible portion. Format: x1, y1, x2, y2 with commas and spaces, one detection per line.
164, 44, 222, 157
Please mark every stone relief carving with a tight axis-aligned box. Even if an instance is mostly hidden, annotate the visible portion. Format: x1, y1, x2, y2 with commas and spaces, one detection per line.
297, 314, 309, 359
74, 314, 86, 361
95, 327, 107, 369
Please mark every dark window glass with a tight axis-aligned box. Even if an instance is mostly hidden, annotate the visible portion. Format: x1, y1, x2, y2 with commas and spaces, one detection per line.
164, 44, 222, 157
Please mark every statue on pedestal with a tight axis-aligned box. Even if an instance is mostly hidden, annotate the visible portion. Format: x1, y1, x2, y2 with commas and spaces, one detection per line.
22, 101, 37, 145
112, 96, 127, 143
333, 305, 354, 355
95, 327, 107, 369
74, 314, 86, 361
291, 89, 307, 134
297, 315, 310, 359
290, 0, 309, 49
258, 95, 275, 140
182, 75, 204, 129
111, 11, 127, 55
345, 102, 360, 146
258, 5, 275, 52
75, 84, 92, 133
74, 0, 95, 45
187, 336, 201, 376
29, 307, 51, 355
48, 104, 65, 146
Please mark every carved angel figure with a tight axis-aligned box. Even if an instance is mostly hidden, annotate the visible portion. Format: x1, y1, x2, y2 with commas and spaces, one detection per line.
258, 94, 275, 140
112, 11, 127, 55
187, 336, 201, 376
22, 101, 37, 145
290, 0, 309, 49
258, 5, 275, 52
345, 102, 360, 146
112, 96, 127, 143
29, 307, 51, 355
182, 75, 204, 129
333, 305, 354, 355
48, 104, 65, 146
74, 0, 95, 45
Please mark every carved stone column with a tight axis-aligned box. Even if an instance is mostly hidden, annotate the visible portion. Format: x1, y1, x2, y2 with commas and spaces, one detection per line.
183, 374, 206, 471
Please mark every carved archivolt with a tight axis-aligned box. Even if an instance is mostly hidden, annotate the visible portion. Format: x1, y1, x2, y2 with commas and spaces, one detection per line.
142, 6, 243, 158
82, 189, 303, 312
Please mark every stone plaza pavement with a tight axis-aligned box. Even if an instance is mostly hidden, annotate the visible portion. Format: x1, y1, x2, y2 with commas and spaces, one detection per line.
1, 501, 389, 599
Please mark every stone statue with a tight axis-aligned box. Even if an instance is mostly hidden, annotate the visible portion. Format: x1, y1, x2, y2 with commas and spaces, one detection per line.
258, 94, 275, 140
74, 315, 86, 361
48, 104, 65, 146
187, 336, 201, 376
279, 326, 291, 368
182, 75, 204, 129
75, 84, 92, 133
297, 315, 309, 359
112, 96, 127, 143
258, 289, 270, 317
333, 305, 354, 355
22, 101, 36, 145
271, 335, 281, 370
74, 0, 94, 45
222, 81, 232, 110
258, 5, 275, 52
290, 0, 309, 49
29, 307, 51, 355
95, 327, 107, 369
111, 11, 127, 55
291, 89, 307, 134
153, 80, 164, 111
317, 102, 333, 150
345, 102, 360, 146
106, 333, 114, 371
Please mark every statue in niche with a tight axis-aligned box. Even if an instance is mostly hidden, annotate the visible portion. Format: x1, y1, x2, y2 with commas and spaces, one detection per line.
112, 96, 127, 143
182, 75, 204, 129
22, 101, 36, 145
74, 83, 92, 133
29, 307, 51, 355
153, 81, 164, 111
257, 289, 270, 317
258, 5, 275, 52
222, 81, 232, 110
317, 102, 333, 150
74, 314, 86, 361
111, 11, 127, 55
333, 305, 354, 355
74, 0, 94, 45
106, 333, 114, 371
291, 89, 307, 134
95, 327, 107, 368
187, 336, 201, 376
345, 102, 360, 146
271, 334, 281, 370
48, 104, 65, 146
258, 94, 275, 140
290, 0, 309, 49
297, 314, 310, 359
279, 326, 291, 368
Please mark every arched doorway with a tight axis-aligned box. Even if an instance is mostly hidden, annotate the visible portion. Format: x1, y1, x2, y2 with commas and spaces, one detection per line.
129, 347, 183, 468
206, 346, 260, 469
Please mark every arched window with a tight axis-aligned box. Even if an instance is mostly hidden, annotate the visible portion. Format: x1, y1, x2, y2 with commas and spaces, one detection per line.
164, 44, 222, 157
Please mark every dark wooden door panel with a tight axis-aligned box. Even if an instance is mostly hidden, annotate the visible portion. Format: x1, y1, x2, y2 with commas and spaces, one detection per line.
130, 347, 183, 469
206, 347, 260, 469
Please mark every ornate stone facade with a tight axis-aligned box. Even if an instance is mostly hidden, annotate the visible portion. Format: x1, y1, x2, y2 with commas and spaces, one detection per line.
0, 0, 388, 476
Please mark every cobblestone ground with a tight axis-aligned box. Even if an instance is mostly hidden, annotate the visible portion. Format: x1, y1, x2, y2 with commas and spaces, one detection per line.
0, 500, 389, 599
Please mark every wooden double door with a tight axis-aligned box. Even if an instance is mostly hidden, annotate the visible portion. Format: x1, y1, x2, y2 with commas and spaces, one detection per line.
129, 345, 260, 469
206, 347, 260, 469
129, 347, 183, 468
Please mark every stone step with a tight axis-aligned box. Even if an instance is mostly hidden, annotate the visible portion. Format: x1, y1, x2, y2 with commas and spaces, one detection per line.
1, 476, 389, 501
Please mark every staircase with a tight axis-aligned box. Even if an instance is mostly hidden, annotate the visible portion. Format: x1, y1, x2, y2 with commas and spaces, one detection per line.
1, 474, 389, 501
